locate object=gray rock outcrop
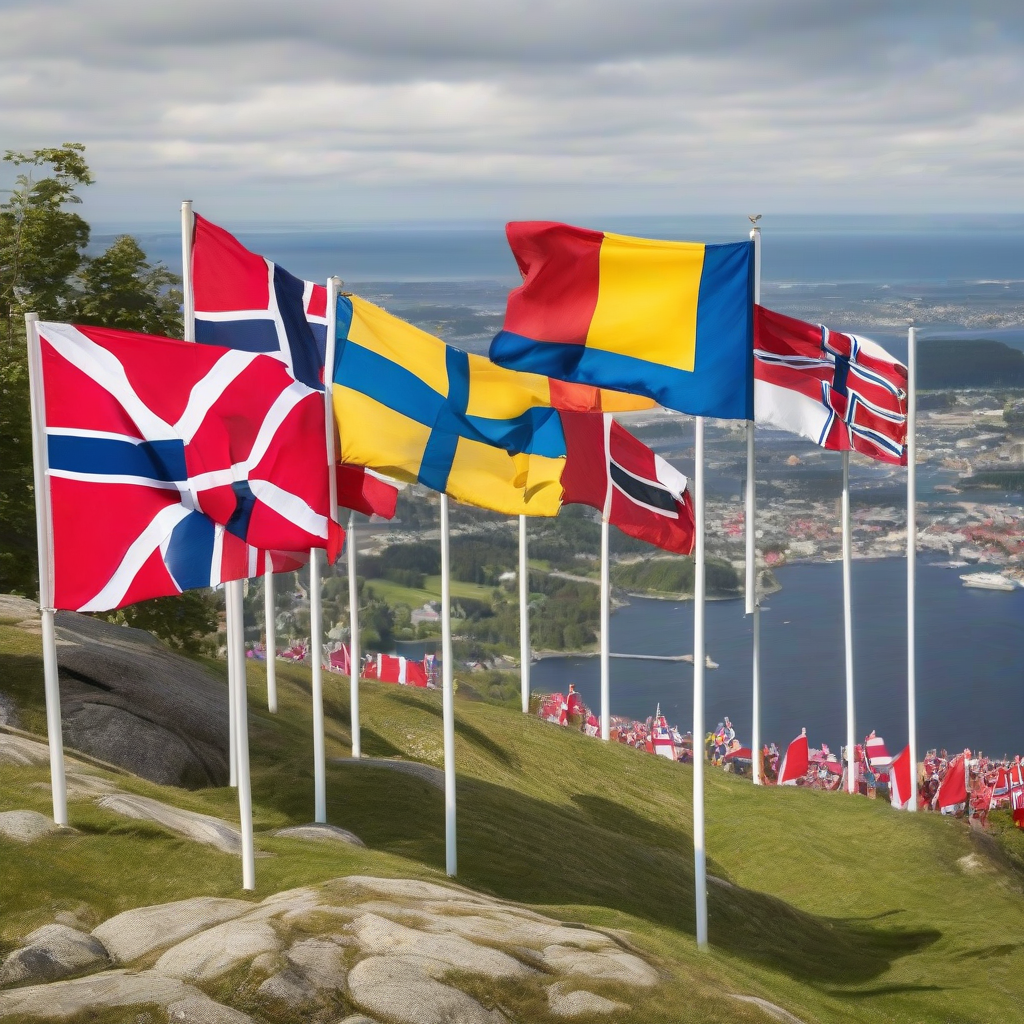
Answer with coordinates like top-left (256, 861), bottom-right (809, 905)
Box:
top-left (274, 822), bottom-right (365, 846)
top-left (92, 897), bottom-right (254, 964)
top-left (52, 611), bottom-right (230, 788)
top-left (0, 810), bottom-right (67, 843)
top-left (0, 925), bottom-right (108, 985)
top-left (2, 876), bottom-right (665, 1022)
top-left (96, 794), bottom-right (243, 855)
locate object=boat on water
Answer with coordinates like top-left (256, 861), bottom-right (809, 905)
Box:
top-left (960, 572), bottom-right (1018, 592)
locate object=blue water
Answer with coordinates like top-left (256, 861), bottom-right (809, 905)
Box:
top-left (103, 213), bottom-right (1024, 286)
top-left (531, 559), bottom-right (1024, 759)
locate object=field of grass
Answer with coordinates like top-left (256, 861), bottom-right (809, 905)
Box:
top-left (363, 574), bottom-right (498, 608)
top-left (3, 618), bottom-right (1024, 1023)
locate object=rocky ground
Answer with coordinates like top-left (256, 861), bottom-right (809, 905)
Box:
top-left (0, 871), bottom-right (662, 1022)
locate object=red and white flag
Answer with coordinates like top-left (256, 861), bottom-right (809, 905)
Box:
top-left (364, 653), bottom-right (429, 687)
top-left (559, 412), bottom-right (695, 554)
top-left (191, 212), bottom-right (399, 520)
top-left (889, 745), bottom-right (913, 810)
top-left (754, 306), bottom-right (908, 465)
top-left (36, 322), bottom-right (337, 611)
top-left (777, 731), bottom-right (809, 786)
top-left (935, 752), bottom-right (969, 812)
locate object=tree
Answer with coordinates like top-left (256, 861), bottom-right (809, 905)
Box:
top-left (103, 591), bottom-right (220, 656)
top-left (0, 144), bottom-right (93, 595)
top-left (1, 143), bottom-right (93, 347)
top-left (75, 235), bottom-right (182, 338)
top-left (0, 145), bottom-right (182, 597)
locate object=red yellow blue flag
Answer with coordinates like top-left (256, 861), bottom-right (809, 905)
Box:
top-left (489, 221), bottom-right (754, 419)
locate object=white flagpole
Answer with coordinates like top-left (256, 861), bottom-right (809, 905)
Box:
top-left (181, 201), bottom-right (195, 341)
top-left (600, 517), bottom-right (611, 741)
top-left (227, 580), bottom-right (256, 889)
top-left (440, 494), bottom-right (457, 876)
top-left (310, 546), bottom-right (327, 822)
top-left (348, 510), bottom-right (361, 758)
top-left (228, 625), bottom-right (238, 788)
top-left (842, 450), bottom-right (856, 794)
top-left (180, 199), bottom-right (242, 788)
top-left (264, 568), bottom-right (277, 713)
top-left (747, 222), bottom-right (762, 784)
top-left (693, 414), bottom-right (708, 949)
top-left (25, 313), bottom-right (68, 826)
top-left (906, 325), bottom-right (918, 811)
top-left (518, 515), bottom-right (531, 714)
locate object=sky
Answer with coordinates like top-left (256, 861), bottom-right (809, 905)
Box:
top-left (2, 1), bottom-right (1023, 225)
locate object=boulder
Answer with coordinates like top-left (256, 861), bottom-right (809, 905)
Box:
top-left (0, 693), bottom-right (20, 729)
top-left (349, 913), bottom-right (532, 980)
top-left (0, 810), bottom-right (67, 843)
top-left (347, 955), bottom-right (507, 1024)
top-left (256, 969), bottom-right (318, 1008)
top-left (547, 982), bottom-right (626, 1017)
top-left (53, 611), bottom-right (230, 788)
top-left (153, 919), bottom-right (280, 982)
top-left (0, 969), bottom-right (194, 1017)
top-left (285, 937), bottom-right (347, 990)
top-left (274, 823), bottom-right (365, 847)
top-left (539, 945), bottom-right (659, 987)
top-left (0, 924), bottom-right (108, 986)
top-left (0, 735), bottom-right (51, 767)
top-left (726, 994), bottom-right (806, 1024)
top-left (92, 897), bottom-right (254, 964)
top-left (166, 993), bottom-right (255, 1023)
top-left (96, 794), bottom-right (242, 855)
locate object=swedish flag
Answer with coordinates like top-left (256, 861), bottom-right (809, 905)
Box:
top-left (332, 295), bottom-right (568, 516)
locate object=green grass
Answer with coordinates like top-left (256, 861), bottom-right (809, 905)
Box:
top-left (364, 574), bottom-right (497, 608)
top-left (3, 622), bottom-right (1024, 1023)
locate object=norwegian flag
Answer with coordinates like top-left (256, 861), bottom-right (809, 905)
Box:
top-left (559, 411), bottom-right (695, 554)
top-left (37, 322), bottom-right (337, 612)
top-left (754, 305), bottom-right (908, 465)
top-left (192, 214), bottom-right (327, 391)
top-left (191, 214), bottom-right (399, 521)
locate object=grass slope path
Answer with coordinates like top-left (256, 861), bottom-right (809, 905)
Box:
top-left (1, 610), bottom-right (1024, 1022)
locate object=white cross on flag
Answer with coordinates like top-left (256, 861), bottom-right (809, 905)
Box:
top-left (36, 322), bottom-right (339, 612)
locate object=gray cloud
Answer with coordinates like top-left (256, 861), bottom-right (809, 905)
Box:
top-left (1, 1), bottom-right (1022, 222)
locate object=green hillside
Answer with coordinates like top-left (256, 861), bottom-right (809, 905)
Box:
top-left (2, 619), bottom-right (1024, 1023)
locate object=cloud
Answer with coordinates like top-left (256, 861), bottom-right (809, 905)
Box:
top-left (1, 1), bottom-right (1022, 222)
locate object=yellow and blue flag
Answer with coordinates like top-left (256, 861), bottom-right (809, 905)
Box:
top-left (332, 295), bottom-right (568, 516)
top-left (489, 221), bottom-right (754, 419)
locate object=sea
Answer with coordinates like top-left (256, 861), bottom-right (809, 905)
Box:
top-left (95, 213), bottom-right (1024, 755)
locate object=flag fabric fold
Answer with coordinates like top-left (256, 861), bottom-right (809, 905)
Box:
top-left (935, 752), bottom-right (969, 812)
top-left (777, 731), bottom-right (810, 786)
top-left (889, 745), bottom-right (913, 810)
top-left (754, 305), bottom-right (908, 464)
top-left (37, 321), bottom-right (336, 611)
top-left (559, 412), bottom-right (695, 555)
top-left (331, 293), bottom-right (696, 550)
top-left (333, 293), bottom-right (568, 517)
top-left (191, 213), bottom-right (399, 521)
top-left (490, 221), bottom-right (754, 418)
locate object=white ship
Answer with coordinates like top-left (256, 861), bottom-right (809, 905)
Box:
top-left (960, 572), bottom-right (1018, 592)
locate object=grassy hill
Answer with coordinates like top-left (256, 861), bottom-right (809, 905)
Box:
top-left (2, 618), bottom-right (1024, 1023)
